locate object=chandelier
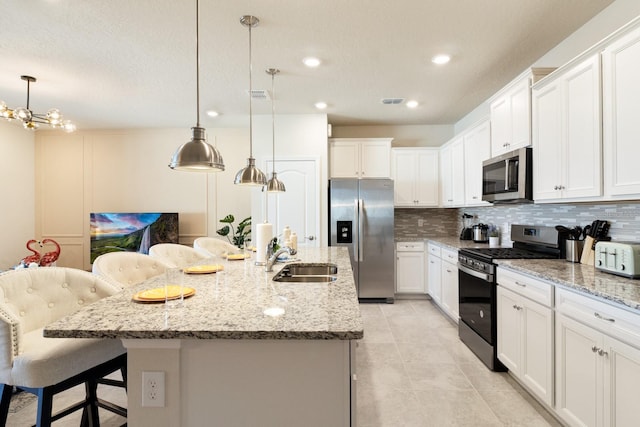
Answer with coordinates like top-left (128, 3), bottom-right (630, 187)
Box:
top-left (0, 75), bottom-right (76, 132)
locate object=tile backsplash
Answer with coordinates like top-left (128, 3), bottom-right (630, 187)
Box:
top-left (395, 202), bottom-right (640, 244)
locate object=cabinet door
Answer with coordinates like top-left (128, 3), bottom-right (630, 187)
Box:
top-left (427, 254), bottom-right (441, 304)
top-left (533, 81), bottom-right (563, 201)
top-left (556, 313), bottom-right (602, 427)
top-left (451, 139), bottom-right (465, 206)
top-left (463, 120), bottom-right (491, 205)
top-left (509, 78), bottom-right (531, 150)
top-left (603, 335), bottom-right (640, 427)
top-left (330, 141), bottom-right (360, 178)
top-left (440, 146), bottom-right (453, 206)
top-left (392, 150), bottom-right (417, 206)
top-left (441, 260), bottom-right (459, 322)
top-left (521, 297), bottom-right (554, 407)
top-left (415, 150), bottom-right (439, 206)
top-left (497, 286), bottom-right (522, 375)
top-left (603, 27), bottom-right (640, 198)
top-left (361, 141), bottom-right (390, 178)
top-left (396, 251), bottom-right (426, 293)
top-left (490, 95), bottom-right (511, 156)
top-left (563, 54), bottom-right (602, 199)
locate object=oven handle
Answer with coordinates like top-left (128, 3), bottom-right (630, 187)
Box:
top-left (458, 263), bottom-right (493, 282)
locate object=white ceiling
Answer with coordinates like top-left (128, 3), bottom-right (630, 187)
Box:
top-left (1, 0), bottom-right (614, 130)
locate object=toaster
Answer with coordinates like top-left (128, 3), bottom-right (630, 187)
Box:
top-left (595, 241), bottom-right (640, 279)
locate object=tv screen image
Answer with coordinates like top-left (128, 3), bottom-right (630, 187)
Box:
top-left (90, 212), bottom-right (179, 263)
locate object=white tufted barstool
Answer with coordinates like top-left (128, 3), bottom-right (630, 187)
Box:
top-left (193, 237), bottom-right (239, 259)
top-left (92, 252), bottom-right (170, 288)
top-left (148, 243), bottom-right (210, 268)
top-left (0, 267), bottom-right (127, 426)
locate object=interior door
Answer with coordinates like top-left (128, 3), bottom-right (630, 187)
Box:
top-left (263, 159), bottom-right (319, 248)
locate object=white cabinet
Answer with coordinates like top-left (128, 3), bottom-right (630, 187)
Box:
top-left (395, 241), bottom-right (426, 294)
top-left (496, 268), bottom-right (554, 407)
top-left (602, 27), bottom-right (640, 199)
top-left (427, 244), bottom-right (442, 304)
top-left (533, 54), bottom-right (602, 201)
top-left (329, 138), bottom-right (392, 178)
top-left (490, 76), bottom-right (531, 156)
top-left (440, 137), bottom-right (465, 207)
top-left (555, 288), bottom-right (640, 427)
top-left (440, 247), bottom-right (459, 322)
top-left (462, 120), bottom-right (491, 206)
top-left (391, 148), bottom-right (439, 207)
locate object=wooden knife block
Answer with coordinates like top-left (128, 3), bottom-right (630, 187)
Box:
top-left (580, 236), bottom-right (596, 265)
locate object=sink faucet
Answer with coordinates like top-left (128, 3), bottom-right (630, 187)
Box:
top-left (265, 246), bottom-right (297, 272)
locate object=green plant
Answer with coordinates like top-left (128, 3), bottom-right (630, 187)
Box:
top-left (489, 225), bottom-right (500, 237)
top-left (216, 215), bottom-right (251, 249)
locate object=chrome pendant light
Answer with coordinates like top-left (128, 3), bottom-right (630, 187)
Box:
top-left (234, 15), bottom-right (267, 186)
top-left (169, 0), bottom-right (224, 172)
top-left (265, 68), bottom-right (285, 193)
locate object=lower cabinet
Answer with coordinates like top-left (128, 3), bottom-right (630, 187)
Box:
top-left (426, 243), bottom-right (457, 322)
top-left (427, 244), bottom-right (442, 304)
top-left (395, 241), bottom-right (426, 294)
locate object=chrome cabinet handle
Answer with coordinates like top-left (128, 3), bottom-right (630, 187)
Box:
top-left (594, 312), bottom-right (615, 323)
top-left (592, 345), bottom-right (599, 353)
top-left (598, 348), bottom-right (608, 357)
top-left (512, 304), bottom-right (522, 311)
top-left (515, 281), bottom-right (526, 287)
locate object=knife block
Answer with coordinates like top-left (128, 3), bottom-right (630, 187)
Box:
top-left (580, 236), bottom-right (596, 265)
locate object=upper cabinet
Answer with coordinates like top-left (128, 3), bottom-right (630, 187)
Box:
top-left (490, 69), bottom-right (554, 157)
top-left (329, 138), bottom-right (392, 178)
top-left (463, 120), bottom-right (491, 206)
top-left (533, 54), bottom-right (602, 202)
top-left (602, 27), bottom-right (640, 199)
top-left (391, 148), bottom-right (439, 207)
top-left (440, 136), bottom-right (465, 207)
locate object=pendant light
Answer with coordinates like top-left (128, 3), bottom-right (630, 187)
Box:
top-left (234, 15), bottom-right (267, 186)
top-left (265, 68), bottom-right (285, 193)
top-left (169, 0), bottom-right (224, 172)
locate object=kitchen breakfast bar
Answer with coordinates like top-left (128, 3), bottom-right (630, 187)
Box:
top-left (44, 247), bottom-right (363, 426)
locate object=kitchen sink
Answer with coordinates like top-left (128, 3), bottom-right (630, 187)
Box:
top-left (272, 263), bottom-right (338, 282)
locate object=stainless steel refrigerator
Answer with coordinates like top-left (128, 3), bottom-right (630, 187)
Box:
top-left (329, 178), bottom-right (395, 302)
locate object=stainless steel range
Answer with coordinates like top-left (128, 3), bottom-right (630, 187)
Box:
top-left (457, 224), bottom-right (564, 371)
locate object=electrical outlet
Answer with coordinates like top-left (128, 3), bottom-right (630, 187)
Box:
top-left (418, 219), bottom-right (424, 227)
top-left (142, 371), bottom-right (165, 407)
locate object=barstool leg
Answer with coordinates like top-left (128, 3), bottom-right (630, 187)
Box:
top-left (0, 384), bottom-right (13, 425)
top-left (35, 387), bottom-right (54, 427)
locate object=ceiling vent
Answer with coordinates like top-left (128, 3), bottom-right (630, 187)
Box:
top-left (381, 98), bottom-right (404, 105)
top-left (247, 89), bottom-right (270, 100)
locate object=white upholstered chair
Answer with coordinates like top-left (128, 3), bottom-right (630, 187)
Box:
top-left (0, 267), bottom-right (127, 426)
top-left (148, 243), bottom-right (210, 268)
top-left (92, 251), bottom-right (169, 288)
top-left (193, 237), bottom-right (239, 259)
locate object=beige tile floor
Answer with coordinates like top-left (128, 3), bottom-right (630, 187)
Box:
top-left (6, 299), bottom-right (562, 426)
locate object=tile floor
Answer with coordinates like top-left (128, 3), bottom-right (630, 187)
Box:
top-left (6, 299), bottom-right (562, 426)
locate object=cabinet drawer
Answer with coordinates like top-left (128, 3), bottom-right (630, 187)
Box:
top-left (497, 268), bottom-right (553, 307)
top-left (441, 247), bottom-right (458, 263)
top-left (396, 241), bottom-right (425, 252)
top-left (556, 287), bottom-right (640, 348)
top-left (427, 243), bottom-right (441, 257)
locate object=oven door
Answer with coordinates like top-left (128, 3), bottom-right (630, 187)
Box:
top-left (458, 263), bottom-right (495, 344)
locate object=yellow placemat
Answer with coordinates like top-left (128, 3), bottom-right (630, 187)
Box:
top-left (227, 253), bottom-right (249, 260)
top-left (132, 286), bottom-right (196, 302)
top-left (184, 264), bottom-right (224, 274)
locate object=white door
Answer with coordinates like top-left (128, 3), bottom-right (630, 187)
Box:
top-left (263, 159), bottom-right (319, 248)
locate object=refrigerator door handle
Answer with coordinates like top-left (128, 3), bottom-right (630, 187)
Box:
top-left (358, 199), bottom-right (364, 262)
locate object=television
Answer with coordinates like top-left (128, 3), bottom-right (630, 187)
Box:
top-left (90, 212), bottom-right (179, 263)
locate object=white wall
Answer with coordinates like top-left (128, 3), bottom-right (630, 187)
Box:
top-left (0, 121), bottom-right (35, 270)
top-left (331, 124), bottom-right (453, 147)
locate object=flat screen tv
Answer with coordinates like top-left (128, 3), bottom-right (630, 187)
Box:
top-left (90, 212), bottom-right (179, 263)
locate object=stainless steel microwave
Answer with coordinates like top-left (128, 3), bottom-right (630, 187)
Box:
top-left (482, 147), bottom-right (532, 203)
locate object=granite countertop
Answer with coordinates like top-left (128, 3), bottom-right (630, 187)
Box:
top-left (396, 236), bottom-right (499, 251)
top-left (44, 247), bottom-right (363, 340)
top-left (497, 259), bottom-right (640, 313)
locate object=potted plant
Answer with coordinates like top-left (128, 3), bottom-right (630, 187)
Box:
top-left (488, 225), bottom-right (500, 247)
top-left (216, 215), bottom-right (251, 249)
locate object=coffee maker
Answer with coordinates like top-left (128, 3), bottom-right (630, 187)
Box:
top-left (460, 213), bottom-right (474, 240)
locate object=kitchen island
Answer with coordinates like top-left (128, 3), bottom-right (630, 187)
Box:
top-left (44, 247), bottom-right (362, 427)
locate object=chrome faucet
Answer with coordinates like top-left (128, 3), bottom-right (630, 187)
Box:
top-left (265, 246), bottom-right (297, 272)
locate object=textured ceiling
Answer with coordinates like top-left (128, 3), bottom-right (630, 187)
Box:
top-left (1, 0), bottom-right (614, 130)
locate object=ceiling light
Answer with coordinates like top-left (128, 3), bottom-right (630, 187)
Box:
top-left (315, 102), bottom-right (327, 110)
top-left (206, 110), bottom-right (219, 117)
top-left (406, 100), bottom-right (419, 108)
top-left (265, 68), bottom-right (285, 193)
top-left (302, 57), bottom-right (321, 68)
top-left (169, 0), bottom-right (224, 172)
top-left (234, 15), bottom-right (267, 186)
top-left (432, 54), bottom-right (451, 65)
top-left (0, 75), bottom-right (76, 132)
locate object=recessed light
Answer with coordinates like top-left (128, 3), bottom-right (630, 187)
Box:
top-left (315, 102), bottom-right (327, 110)
top-left (303, 57), bottom-right (321, 68)
top-left (432, 54), bottom-right (451, 65)
top-left (206, 110), bottom-right (219, 117)
top-left (406, 100), bottom-right (419, 108)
